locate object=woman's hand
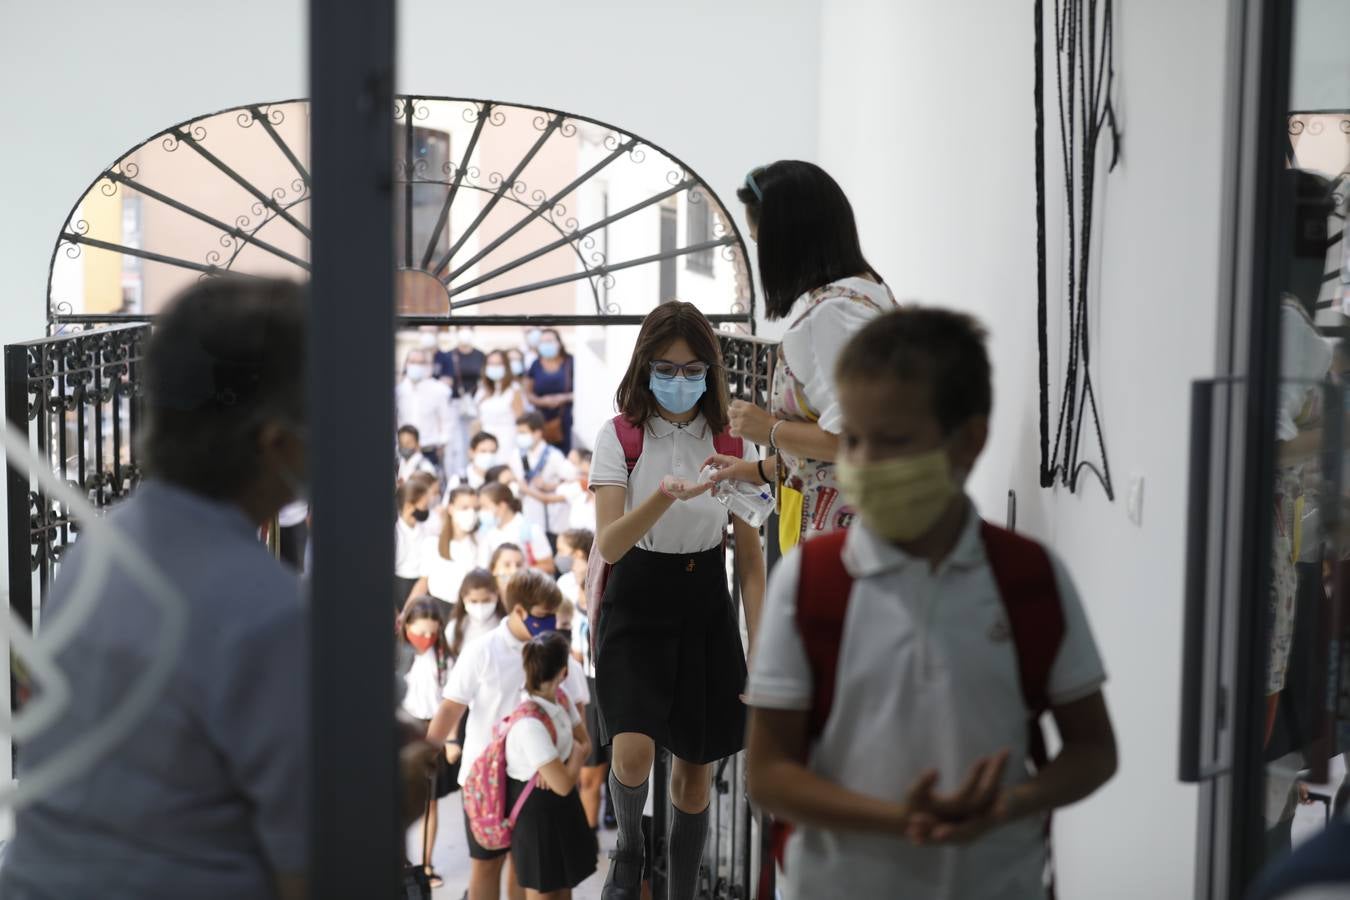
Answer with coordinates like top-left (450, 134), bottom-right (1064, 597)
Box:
top-left (660, 476), bottom-right (715, 502)
top-left (728, 400), bottom-right (778, 445)
top-left (702, 454), bottom-right (765, 487)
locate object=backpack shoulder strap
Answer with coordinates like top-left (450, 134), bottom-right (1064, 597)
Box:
top-left (712, 429), bottom-right (744, 459)
top-left (612, 415), bottom-right (644, 474)
top-left (795, 530), bottom-right (854, 740)
top-left (980, 521), bottom-right (1064, 717)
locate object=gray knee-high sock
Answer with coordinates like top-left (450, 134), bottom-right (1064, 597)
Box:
top-left (667, 805), bottom-right (709, 900)
top-left (608, 770), bottom-right (648, 885)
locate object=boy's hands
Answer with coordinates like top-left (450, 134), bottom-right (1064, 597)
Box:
top-left (898, 750), bottom-right (1016, 845)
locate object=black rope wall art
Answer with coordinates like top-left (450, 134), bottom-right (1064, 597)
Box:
top-left (1035, 0), bottom-right (1121, 498)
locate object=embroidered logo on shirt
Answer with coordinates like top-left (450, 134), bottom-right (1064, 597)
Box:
top-left (686, 559), bottom-right (696, 572)
top-left (988, 616), bottom-right (1012, 643)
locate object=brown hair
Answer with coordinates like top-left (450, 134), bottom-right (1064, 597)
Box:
top-left (479, 481), bottom-right (521, 515)
top-left (439, 485), bottom-right (480, 558)
top-left (835, 307), bottom-right (992, 434)
top-left (396, 480), bottom-right (430, 512)
top-left (522, 631), bottom-right (571, 692)
top-left (448, 568), bottom-right (505, 658)
top-left (505, 567), bottom-right (563, 614)
top-left (397, 595), bottom-right (452, 671)
top-left (562, 528), bottom-right (594, 557)
top-left (407, 471), bottom-right (439, 492)
top-left (615, 302), bottom-right (729, 433)
top-left (517, 411), bottom-right (545, 433)
top-left (489, 542), bottom-right (525, 576)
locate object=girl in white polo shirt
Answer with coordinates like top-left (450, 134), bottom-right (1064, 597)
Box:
top-left (590, 301), bottom-right (767, 900)
top-left (505, 631), bottom-right (598, 897)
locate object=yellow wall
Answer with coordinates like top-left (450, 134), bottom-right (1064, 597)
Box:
top-left (80, 191), bottom-right (123, 313)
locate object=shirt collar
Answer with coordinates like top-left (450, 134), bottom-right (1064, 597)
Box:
top-left (842, 497), bottom-right (985, 579)
top-left (645, 412), bottom-right (709, 441)
top-left (498, 617), bottom-right (526, 651)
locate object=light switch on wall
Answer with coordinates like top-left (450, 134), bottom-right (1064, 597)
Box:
top-left (1127, 474), bottom-right (1145, 526)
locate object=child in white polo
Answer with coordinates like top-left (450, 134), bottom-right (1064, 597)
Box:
top-left (744, 307), bottom-right (1117, 900)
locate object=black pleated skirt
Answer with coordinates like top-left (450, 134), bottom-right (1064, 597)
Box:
top-left (595, 546), bottom-right (747, 764)
top-left (507, 778), bottom-right (598, 892)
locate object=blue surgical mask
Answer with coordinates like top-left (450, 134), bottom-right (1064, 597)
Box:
top-left (523, 613), bottom-right (557, 636)
top-left (538, 341), bottom-right (560, 360)
top-left (479, 511), bottom-right (498, 531)
top-left (509, 360), bottom-right (526, 376)
top-left (649, 374), bottom-right (706, 415)
top-left (485, 364), bottom-right (507, 383)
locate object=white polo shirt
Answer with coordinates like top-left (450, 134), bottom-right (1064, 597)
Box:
top-left (590, 414), bottom-right (759, 554)
top-left (395, 518), bottom-right (431, 579)
top-left (520, 443), bottom-right (577, 535)
top-left (442, 619), bottom-right (590, 786)
top-left (396, 376), bottom-right (455, 448)
top-left (745, 507), bottom-right (1106, 900)
top-left (504, 692), bottom-right (582, 781)
top-left (479, 513), bottom-right (554, 568)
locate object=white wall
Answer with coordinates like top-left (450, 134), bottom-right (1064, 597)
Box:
top-left (818, 0), bottom-right (1228, 896)
top-left (0, 0), bottom-right (820, 782)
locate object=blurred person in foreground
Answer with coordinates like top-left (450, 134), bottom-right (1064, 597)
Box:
top-left (0, 279), bottom-right (313, 899)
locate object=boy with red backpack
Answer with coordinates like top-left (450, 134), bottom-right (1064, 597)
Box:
top-left (744, 307), bottom-right (1117, 899)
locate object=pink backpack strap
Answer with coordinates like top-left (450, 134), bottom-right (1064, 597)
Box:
top-left (503, 701), bottom-right (560, 825)
top-left (613, 415), bottom-right (644, 473)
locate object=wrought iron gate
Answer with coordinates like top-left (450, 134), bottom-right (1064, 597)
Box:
top-left (4, 324), bottom-right (149, 634)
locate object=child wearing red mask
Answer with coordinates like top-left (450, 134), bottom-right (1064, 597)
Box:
top-left (398, 596), bottom-right (455, 888)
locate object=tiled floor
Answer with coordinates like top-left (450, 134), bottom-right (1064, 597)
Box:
top-left (407, 791), bottom-right (618, 900)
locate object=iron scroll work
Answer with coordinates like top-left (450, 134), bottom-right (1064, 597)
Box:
top-left (1034, 0), bottom-right (1120, 498)
top-left (5, 325), bottom-right (149, 629)
top-left (46, 97), bottom-right (755, 331)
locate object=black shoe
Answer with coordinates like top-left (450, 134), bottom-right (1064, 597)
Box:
top-left (601, 849), bottom-right (644, 900)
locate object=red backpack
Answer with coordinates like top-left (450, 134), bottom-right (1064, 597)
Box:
top-left (462, 693), bottom-right (568, 851)
top-left (585, 415), bottom-right (743, 661)
top-left (766, 522), bottom-right (1064, 886)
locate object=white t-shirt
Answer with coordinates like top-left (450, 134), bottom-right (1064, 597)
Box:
top-left (476, 383), bottom-right (525, 457)
top-left (480, 513), bottom-right (554, 568)
top-left (779, 277), bottom-right (896, 435)
top-left (402, 647), bottom-right (446, 721)
top-left (442, 619), bottom-right (590, 786)
top-left (745, 508), bottom-right (1107, 900)
top-left (557, 571), bottom-right (581, 606)
top-left (424, 553), bottom-right (471, 604)
top-left (396, 377), bottom-right (455, 448)
top-left (395, 518), bottom-right (431, 579)
top-left (520, 444), bottom-right (577, 535)
top-left (590, 414), bottom-right (759, 554)
top-left (504, 692), bottom-right (582, 781)
top-left (570, 609), bottom-right (595, 679)
top-left (397, 451), bottom-right (440, 485)
top-left (558, 481), bottom-right (597, 531)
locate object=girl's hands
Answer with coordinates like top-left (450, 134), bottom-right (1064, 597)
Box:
top-left (702, 454), bottom-right (762, 487)
top-left (660, 476), bottom-right (715, 502)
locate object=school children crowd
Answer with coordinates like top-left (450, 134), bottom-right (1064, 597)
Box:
top-left (391, 161), bottom-right (1119, 900)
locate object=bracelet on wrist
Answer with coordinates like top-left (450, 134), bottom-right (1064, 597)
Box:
top-left (659, 479), bottom-right (677, 500)
top-left (768, 419), bottom-right (787, 452)
top-left (756, 458), bottom-right (771, 485)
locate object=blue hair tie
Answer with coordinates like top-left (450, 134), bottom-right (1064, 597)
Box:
top-left (744, 169), bottom-right (764, 203)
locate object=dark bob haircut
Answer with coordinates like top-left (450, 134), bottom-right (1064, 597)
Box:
top-left (736, 160), bottom-right (880, 320)
top-left (614, 301), bottom-right (730, 433)
top-left (835, 307), bottom-right (992, 435)
top-left (141, 277), bottom-right (305, 500)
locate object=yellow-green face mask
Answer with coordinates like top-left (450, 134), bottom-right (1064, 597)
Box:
top-left (836, 449), bottom-right (959, 543)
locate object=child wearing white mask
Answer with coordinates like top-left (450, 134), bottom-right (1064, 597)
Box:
top-left (408, 486), bottom-right (483, 607)
top-left (515, 412), bottom-right (576, 553)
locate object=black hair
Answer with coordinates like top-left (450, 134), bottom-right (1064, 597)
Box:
top-left (141, 277), bottom-right (305, 500)
top-left (470, 431), bottom-right (499, 451)
top-left (836, 307), bottom-right (992, 434)
top-left (1277, 169), bottom-right (1335, 316)
top-left (398, 424), bottom-right (420, 441)
top-left (736, 161), bottom-right (880, 320)
top-left (480, 481), bottom-right (522, 514)
top-left (483, 465), bottom-right (514, 486)
top-left (522, 631), bottom-right (571, 692)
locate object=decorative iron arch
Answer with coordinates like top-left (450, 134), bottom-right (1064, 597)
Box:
top-left (47, 96), bottom-right (755, 330)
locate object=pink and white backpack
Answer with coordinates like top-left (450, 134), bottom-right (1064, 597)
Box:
top-left (462, 692), bottom-right (569, 851)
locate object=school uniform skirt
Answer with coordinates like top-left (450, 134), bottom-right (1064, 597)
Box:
top-left (595, 546), bottom-right (747, 764)
top-left (506, 778), bottom-right (598, 892)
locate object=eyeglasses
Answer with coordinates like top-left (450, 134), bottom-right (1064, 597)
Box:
top-left (650, 359), bottom-right (710, 381)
